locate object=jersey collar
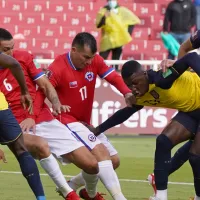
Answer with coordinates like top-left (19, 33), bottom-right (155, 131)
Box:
top-left (67, 52), bottom-right (77, 70)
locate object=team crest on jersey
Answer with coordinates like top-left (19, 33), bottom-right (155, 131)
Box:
top-left (85, 72), bottom-right (94, 82)
top-left (88, 134), bottom-right (96, 142)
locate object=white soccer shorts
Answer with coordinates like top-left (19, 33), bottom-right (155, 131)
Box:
top-left (28, 119), bottom-right (84, 164)
top-left (67, 122), bottom-right (118, 156)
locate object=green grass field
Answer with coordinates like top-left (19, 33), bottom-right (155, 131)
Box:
top-left (0, 137), bottom-right (195, 200)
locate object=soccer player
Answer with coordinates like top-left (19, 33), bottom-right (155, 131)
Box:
top-left (81, 54), bottom-right (200, 200)
top-left (0, 52), bottom-right (46, 200)
top-left (45, 32), bottom-right (134, 200)
top-left (0, 28), bottom-right (87, 200)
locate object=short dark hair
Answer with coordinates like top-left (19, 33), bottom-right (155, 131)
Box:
top-left (0, 28), bottom-right (13, 41)
top-left (121, 60), bottom-right (142, 79)
top-left (72, 32), bottom-right (97, 54)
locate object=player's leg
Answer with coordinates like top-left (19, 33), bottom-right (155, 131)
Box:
top-left (188, 128), bottom-right (200, 200)
top-left (34, 120), bottom-right (99, 199)
top-left (23, 133), bottom-right (76, 199)
top-left (0, 109), bottom-right (46, 200)
top-left (67, 133), bottom-right (120, 192)
top-left (66, 122), bottom-right (126, 200)
top-left (154, 112), bottom-right (196, 200)
top-left (169, 140), bottom-right (193, 175)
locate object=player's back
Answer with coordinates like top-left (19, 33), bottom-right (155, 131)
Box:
top-left (136, 71), bottom-right (200, 112)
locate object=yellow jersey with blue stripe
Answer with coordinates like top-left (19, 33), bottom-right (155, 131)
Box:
top-left (0, 91), bottom-right (8, 111)
top-left (136, 71), bottom-right (200, 112)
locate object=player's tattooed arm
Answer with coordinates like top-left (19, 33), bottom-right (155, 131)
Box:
top-left (36, 76), bottom-right (70, 115)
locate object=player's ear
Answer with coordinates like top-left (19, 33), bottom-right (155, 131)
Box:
top-left (71, 47), bottom-right (76, 53)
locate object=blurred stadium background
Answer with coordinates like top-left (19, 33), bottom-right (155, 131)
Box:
top-left (0, 0), bottom-right (196, 199)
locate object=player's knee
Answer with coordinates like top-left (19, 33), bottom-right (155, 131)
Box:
top-left (92, 144), bottom-right (110, 161)
top-left (156, 134), bottom-right (173, 152)
top-left (8, 135), bottom-right (27, 157)
top-left (84, 158), bottom-right (99, 174)
top-left (34, 138), bottom-right (51, 160)
top-left (111, 154), bottom-right (120, 169)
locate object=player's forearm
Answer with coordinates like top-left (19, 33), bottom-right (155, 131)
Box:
top-left (178, 39), bottom-right (194, 59)
top-left (37, 77), bottom-right (61, 107)
top-left (97, 106), bottom-right (141, 134)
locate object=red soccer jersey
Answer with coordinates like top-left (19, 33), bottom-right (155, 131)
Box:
top-left (0, 50), bottom-right (54, 123)
top-left (48, 52), bottom-right (130, 125)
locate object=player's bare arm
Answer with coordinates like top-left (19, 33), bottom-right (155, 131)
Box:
top-left (36, 76), bottom-right (71, 115)
top-left (0, 53), bottom-right (33, 114)
top-left (178, 38), bottom-right (194, 59)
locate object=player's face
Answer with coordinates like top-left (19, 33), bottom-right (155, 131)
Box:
top-left (71, 45), bottom-right (96, 69)
top-left (124, 71), bottom-right (149, 97)
top-left (0, 39), bottom-right (14, 56)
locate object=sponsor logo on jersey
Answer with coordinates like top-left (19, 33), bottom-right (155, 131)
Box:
top-left (69, 81), bottom-right (78, 88)
top-left (88, 134), bottom-right (96, 142)
top-left (85, 72), bottom-right (94, 82)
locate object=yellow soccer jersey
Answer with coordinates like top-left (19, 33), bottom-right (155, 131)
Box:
top-left (0, 91), bottom-right (8, 110)
top-left (136, 71), bottom-right (200, 112)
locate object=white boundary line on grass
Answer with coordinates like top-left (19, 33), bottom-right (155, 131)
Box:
top-left (0, 170), bottom-right (193, 186)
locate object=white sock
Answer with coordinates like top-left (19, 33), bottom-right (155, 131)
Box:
top-left (156, 189), bottom-right (167, 200)
top-left (40, 154), bottom-right (73, 197)
top-left (98, 160), bottom-right (126, 200)
top-left (68, 173), bottom-right (85, 191)
top-left (82, 171), bottom-right (98, 198)
top-left (195, 195), bottom-right (200, 200)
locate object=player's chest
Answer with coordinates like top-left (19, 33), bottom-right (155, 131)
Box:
top-left (62, 70), bottom-right (96, 90)
top-left (136, 87), bottom-right (175, 106)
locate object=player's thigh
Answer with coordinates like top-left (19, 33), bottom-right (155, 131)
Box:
top-left (23, 134), bottom-right (50, 159)
top-left (63, 146), bottom-right (99, 174)
top-left (97, 133), bottom-right (120, 168)
top-left (67, 122), bottom-right (110, 161)
top-left (31, 119), bottom-right (84, 163)
top-left (162, 111), bottom-right (198, 146)
top-left (0, 109), bottom-right (26, 156)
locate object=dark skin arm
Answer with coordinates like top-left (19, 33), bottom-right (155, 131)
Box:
top-left (0, 53), bottom-right (32, 113)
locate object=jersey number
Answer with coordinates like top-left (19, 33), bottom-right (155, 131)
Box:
top-left (79, 86), bottom-right (87, 101)
top-left (3, 79), bottom-right (13, 91)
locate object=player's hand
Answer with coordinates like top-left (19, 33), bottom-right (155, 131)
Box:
top-left (80, 122), bottom-right (101, 136)
top-left (159, 59), bottom-right (176, 72)
top-left (125, 93), bottom-right (136, 107)
top-left (20, 118), bottom-right (36, 134)
top-left (20, 92), bottom-right (33, 114)
top-left (52, 103), bottom-right (71, 116)
top-left (0, 149), bottom-right (7, 163)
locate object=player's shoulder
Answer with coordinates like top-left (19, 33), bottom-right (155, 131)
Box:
top-left (48, 53), bottom-right (67, 72)
top-left (91, 54), bottom-right (104, 65)
top-left (13, 50), bottom-right (33, 62)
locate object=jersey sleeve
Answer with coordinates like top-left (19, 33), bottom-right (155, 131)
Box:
top-left (96, 55), bottom-right (115, 79)
top-left (24, 52), bottom-right (45, 81)
top-left (190, 30), bottom-right (200, 49)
